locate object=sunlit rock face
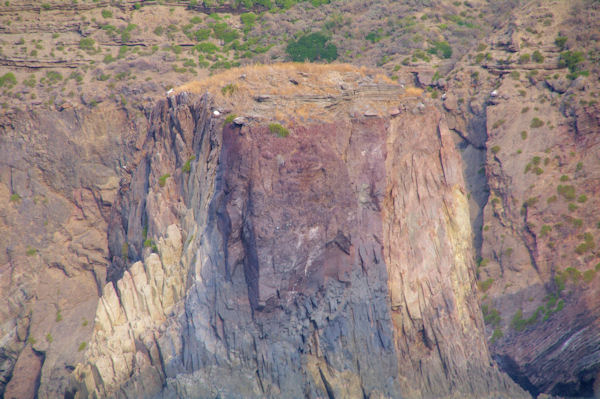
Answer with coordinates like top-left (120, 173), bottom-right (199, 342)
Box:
top-left (67, 65), bottom-right (526, 398)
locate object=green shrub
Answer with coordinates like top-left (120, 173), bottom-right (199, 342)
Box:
top-left (532, 50), bottom-right (544, 63)
top-left (558, 50), bottom-right (584, 72)
top-left (182, 156), bottom-right (195, 173)
top-left (101, 9), bottom-right (112, 18)
top-left (223, 114), bottom-right (236, 125)
top-left (25, 246), bottom-right (37, 256)
top-left (564, 267), bottom-right (582, 282)
top-left (577, 194), bottom-right (587, 203)
top-left (0, 72), bottom-right (17, 88)
top-left (55, 309), bottom-right (62, 322)
top-left (154, 26), bottom-right (164, 36)
top-left (79, 38), bottom-right (95, 52)
top-left (365, 29), bottom-right (383, 43)
top-left (492, 119), bottom-right (505, 129)
top-left (221, 83), bottom-right (236, 96)
top-left (429, 40), bottom-right (452, 59)
top-left (490, 328), bottom-right (503, 344)
top-left (9, 193), bottom-right (21, 202)
top-left (478, 278), bottom-right (494, 292)
top-left (78, 342), bottom-right (87, 351)
top-left (519, 53), bottom-right (530, 64)
top-left (575, 233), bottom-right (595, 254)
top-left (490, 145), bottom-right (500, 154)
top-left (286, 32), bottom-right (337, 62)
top-left (240, 12), bottom-right (256, 32)
top-left (530, 117), bottom-right (544, 128)
top-left (557, 185), bottom-right (576, 200)
top-left (511, 307), bottom-right (543, 331)
top-left (555, 36), bottom-right (567, 50)
top-left (46, 333), bottom-right (53, 343)
top-left (568, 203), bottom-right (578, 212)
top-left (269, 123), bottom-right (290, 137)
top-left (540, 225), bottom-right (552, 237)
top-left (158, 173), bottom-right (170, 187)
top-left (583, 269), bottom-right (596, 283)
top-left (560, 175), bottom-right (570, 182)
top-left (481, 304), bottom-right (501, 327)
top-left (194, 28), bottom-right (211, 41)
top-left (195, 42), bottom-right (218, 54)
top-left (45, 70), bottom-right (63, 85)
top-left (212, 22), bottom-right (239, 43)
top-left (23, 74), bottom-right (36, 88)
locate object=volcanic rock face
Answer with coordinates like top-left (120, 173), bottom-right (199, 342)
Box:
top-left (0, 104), bottom-right (147, 399)
top-left (68, 65), bottom-right (526, 398)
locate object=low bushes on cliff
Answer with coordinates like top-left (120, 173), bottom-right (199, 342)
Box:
top-left (286, 32), bottom-right (337, 62)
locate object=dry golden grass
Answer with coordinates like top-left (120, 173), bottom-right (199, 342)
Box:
top-left (404, 87), bottom-right (424, 97)
top-left (177, 63), bottom-right (370, 97)
top-left (174, 63), bottom-right (421, 121)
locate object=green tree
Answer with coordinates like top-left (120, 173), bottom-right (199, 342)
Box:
top-left (286, 32), bottom-right (337, 62)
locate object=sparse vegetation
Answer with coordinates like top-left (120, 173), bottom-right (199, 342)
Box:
top-left (511, 308), bottom-right (543, 331)
top-left (269, 123), bottom-right (290, 137)
top-left (490, 327), bottom-right (503, 344)
top-left (530, 117), bottom-right (544, 128)
top-left (0, 72), bottom-right (17, 88)
top-left (221, 83), bottom-right (236, 96)
top-left (478, 278), bottom-right (494, 292)
top-left (223, 114), bottom-right (236, 125)
top-left (575, 233), bottom-right (595, 255)
top-left (482, 304), bottom-right (501, 327)
top-left (532, 50), bottom-right (544, 63)
top-left (79, 38), bottom-right (95, 52)
top-left (158, 173), bottom-right (171, 187)
top-left (557, 185), bottom-right (576, 201)
top-left (182, 156), bottom-right (196, 173)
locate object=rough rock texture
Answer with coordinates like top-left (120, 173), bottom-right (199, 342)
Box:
top-left (450, 2), bottom-right (600, 397)
top-left (68, 65), bottom-right (526, 398)
top-left (0, 103), bottom-right (147, 398)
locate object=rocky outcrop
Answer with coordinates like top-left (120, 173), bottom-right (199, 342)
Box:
top-left (68, 64), bottom-right (526, 398)
top-left (0, 103), bottom-right (147, 399)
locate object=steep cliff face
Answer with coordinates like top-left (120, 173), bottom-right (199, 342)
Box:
top-left (68, 64), bottom-right (525, 398)
top-left (447, 2), bottom-right (600, 396)
top-left (0, 104), bottom-right (147, 399)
